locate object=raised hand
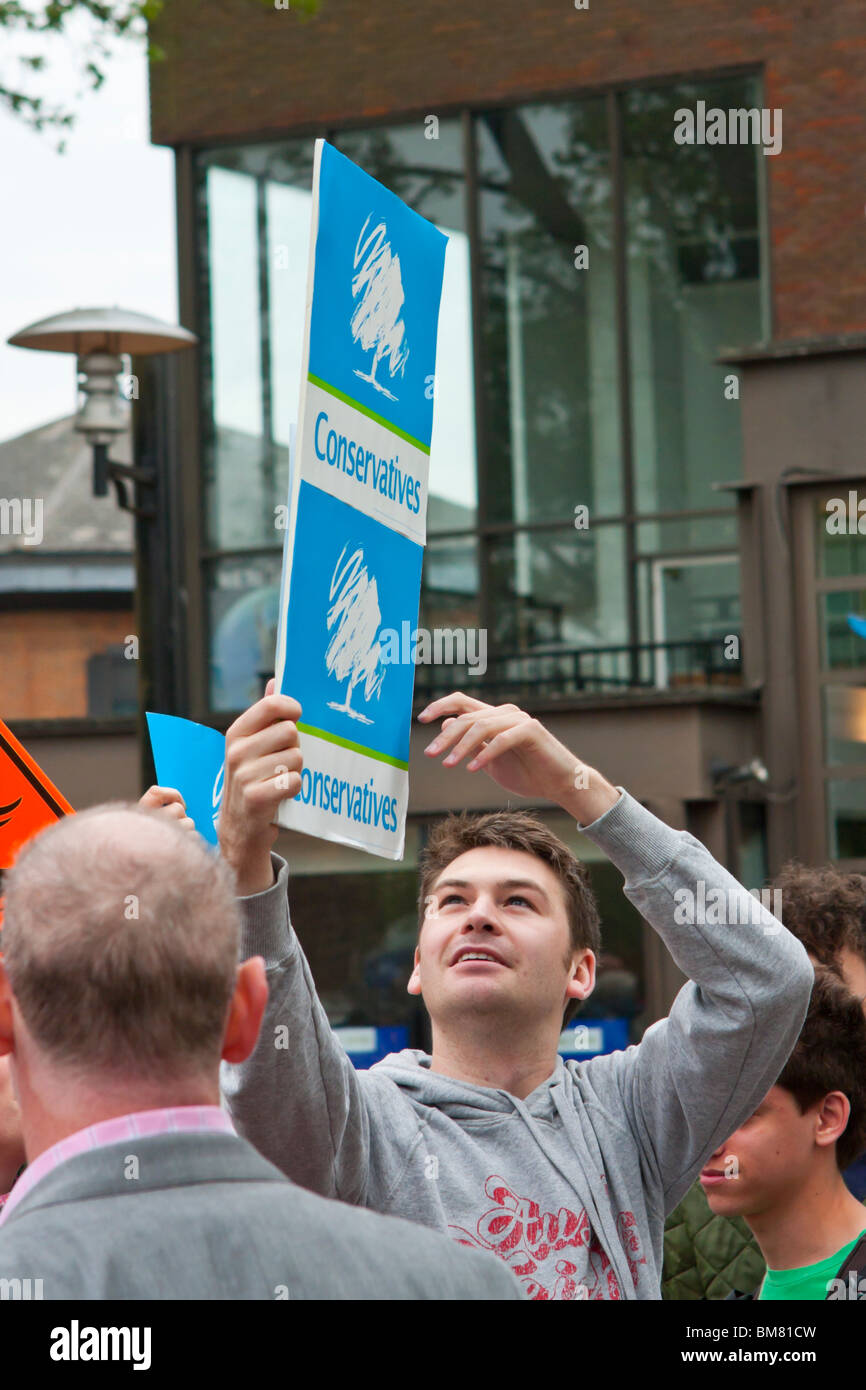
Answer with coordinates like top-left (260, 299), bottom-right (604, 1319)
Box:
top-left (217, 685), bottom-right (303, 896)
top-left (418, 692), bottom-right (619, 822)
top-left (138, 785), bottom-right (196, 832)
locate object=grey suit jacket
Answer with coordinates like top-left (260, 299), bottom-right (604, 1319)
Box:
top-left (0, 1131), bottom-right (525, 1300)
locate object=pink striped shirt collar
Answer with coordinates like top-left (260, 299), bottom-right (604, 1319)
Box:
top-left (0, 1105), bottom-right (234, 1227)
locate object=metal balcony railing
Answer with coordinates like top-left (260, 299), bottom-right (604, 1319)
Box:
top-left (412, 637), bottom-right (743, 706)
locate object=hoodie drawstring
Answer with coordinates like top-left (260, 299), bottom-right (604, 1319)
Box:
top-left (503, 1083), bottom-right (638, 1301)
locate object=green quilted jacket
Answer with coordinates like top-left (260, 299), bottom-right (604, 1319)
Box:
top-left (662, 1180), bottom-right (765, 1300)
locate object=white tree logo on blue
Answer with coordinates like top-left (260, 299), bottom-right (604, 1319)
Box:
top-left (325, 543), bottom-right (386, 724)
top-left (351, 214), bottom-right (409, 402)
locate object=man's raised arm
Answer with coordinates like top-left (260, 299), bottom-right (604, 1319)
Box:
top-left (217, 690), bottom-right (373, 1204)
top-left (577, 792), bottom-right (813, 1214)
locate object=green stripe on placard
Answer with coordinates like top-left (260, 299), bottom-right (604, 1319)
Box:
top-left (308, 372), bottom-right (430, 455)
top-left (297, 721), bottom-right (409, 771)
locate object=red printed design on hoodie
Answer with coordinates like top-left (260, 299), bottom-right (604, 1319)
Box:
top-left (449, 1174), bottom-right (643, 1300)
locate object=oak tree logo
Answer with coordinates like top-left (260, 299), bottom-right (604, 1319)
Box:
top-left (325, 543), bottom-right (385, 725)
top-left (351, 214), bottom-right (409, 402)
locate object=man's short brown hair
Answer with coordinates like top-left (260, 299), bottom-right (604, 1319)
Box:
top-left (774, 861), bottom-right (866, 972)
top-left (776, 965), bottom-right (866, 1170)
top-left (2, 804), bottom-right (240, 1082)
top-left (417, 810), bottom-right (601, 1026)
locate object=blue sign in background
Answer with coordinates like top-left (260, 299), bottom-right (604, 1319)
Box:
top-left (146, 712), bottom-right (225, 847)
top-left (308, 142), bottom-right (448, 450)
top-left (559, 1017), bottom-right (630, 1061)
top-left (334, 1025), bottom-right (409, 1070)
top-left (282, 481), bottom-right (423, 765)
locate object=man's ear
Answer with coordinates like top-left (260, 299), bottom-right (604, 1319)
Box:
top-left (0, 959), bottom-right (14, 1059)
top-left (407, 945), bottom-right (422, 997)
top-left (222, 957), bottom-right (269, 1064)
top-left (566, 948), bottom-right (596, 1002)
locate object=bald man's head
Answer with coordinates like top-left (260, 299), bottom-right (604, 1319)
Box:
top-left (1, 804), bottom-right (240, 1083)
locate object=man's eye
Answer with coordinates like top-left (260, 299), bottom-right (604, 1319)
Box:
top-left (505, 894), bottom-right (531, 908)
top-left (440, 894), bottom-right (465, 906)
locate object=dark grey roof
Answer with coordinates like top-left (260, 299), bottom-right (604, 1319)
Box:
top-left (0, 414), bottom-right (133, 555)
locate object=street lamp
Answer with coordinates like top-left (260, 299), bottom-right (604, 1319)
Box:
top-left (7, 306), bottom-right (196, 510)
top-left (7, 306), bottom-right (199, 785)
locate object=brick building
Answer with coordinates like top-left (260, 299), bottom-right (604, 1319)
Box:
top-left (38, 0), bottom-right (864, 1048)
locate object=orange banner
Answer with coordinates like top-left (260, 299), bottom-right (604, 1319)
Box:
top-left (0, 718), bottom-right (74, 927)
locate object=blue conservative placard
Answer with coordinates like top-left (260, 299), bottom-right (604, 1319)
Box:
top-left (275, 140), bottom-right (447, 860)
top-left (146, 712), bottom-right (225, 847)
top-left (308, 141), bottom-right (444, 457)
top-left (282, 481), bottom-right (423, 768)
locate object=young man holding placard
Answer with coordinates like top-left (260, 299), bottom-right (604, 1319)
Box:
top-left (219, 685), bottom-right (813, 1301)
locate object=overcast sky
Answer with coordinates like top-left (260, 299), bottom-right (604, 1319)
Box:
top-left (0, 16), bottom-right (176, 445)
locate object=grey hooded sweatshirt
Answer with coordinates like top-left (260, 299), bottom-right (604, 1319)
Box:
top-left (221, 789), bottom-right (813, 1301)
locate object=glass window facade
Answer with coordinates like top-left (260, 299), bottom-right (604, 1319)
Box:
top-left (194, 72), bottom-right (766, 714)
top-left (828, 779), bottom-right (866, 861)
top-left (623, 78), bottom-right (764, 516)
top-left (199, 138), bottom-right (315, 562)
top-left (207, 552), bottom-right (283, 713)
top-left (824, 685), bottom-right (866, 766)
top-left (820, 590), bottom-right (866, 671)
top-left (476, 99), bottom-right (621, 527)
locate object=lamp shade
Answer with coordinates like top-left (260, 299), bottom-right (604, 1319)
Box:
top-left (8, 307), bottom-right (198, 356)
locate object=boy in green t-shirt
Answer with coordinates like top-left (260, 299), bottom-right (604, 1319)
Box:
top-left (700, 967), bottom-right (866, 1300)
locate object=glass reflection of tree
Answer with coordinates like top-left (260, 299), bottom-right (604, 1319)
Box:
top-left (479, 83), bottom-right (759, 510)
top-left (622, 81), bottom-right (761, 298)
top-left (478, 103), bottom-right (610, 536)
top-left (488, 530), bottom-right (601, 655)
top-left (477, 83), bottom-right (760, 661)
top-left (198, 139), bottom-right (318, 551)
top-left (477, 102), bottom-right (610, 661)
top-left (334, 127), bottom-right (462, 225)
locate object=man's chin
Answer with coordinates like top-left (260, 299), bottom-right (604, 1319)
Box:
top-left (433, 981), bottom-right (520, 1022)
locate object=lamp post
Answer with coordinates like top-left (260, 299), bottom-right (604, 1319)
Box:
top-left (7, 307), bottom-right (198, 788)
